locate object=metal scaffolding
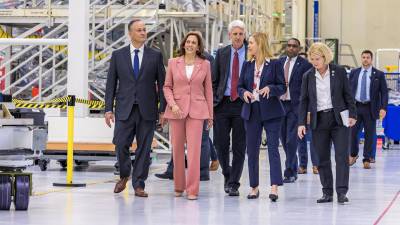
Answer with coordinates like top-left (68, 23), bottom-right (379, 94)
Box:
top-left (0, 0), bottom-right (278, 102)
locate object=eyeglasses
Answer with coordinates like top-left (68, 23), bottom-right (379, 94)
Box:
top-left (287, 44), bottom-right (299, 48)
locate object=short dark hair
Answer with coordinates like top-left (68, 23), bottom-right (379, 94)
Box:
top-left (179, 31), bottom-right (206, 59)
top-left (288, 38), bottom-right (301, 46)
top-left (128, 19), bottom-right (143, 31)
top-left (361, 50), bottom-right (373, 58)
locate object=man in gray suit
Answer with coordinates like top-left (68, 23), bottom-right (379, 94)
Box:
top-left (105, 19), bottom-right (166, 197)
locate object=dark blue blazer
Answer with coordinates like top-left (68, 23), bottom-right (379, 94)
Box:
top-left (238, 59), bottom-right (286, 121)
top-left (349, 67), bottom-right (388, 120)
top-left (279, 56), bottom-right (312, 111)
top-left (105, 45), bottom-right (166, 121)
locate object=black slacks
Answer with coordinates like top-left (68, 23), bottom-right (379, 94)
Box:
top-left (214, 97), bottom-right (246, 189)
top-left (113, 104), bottom-right (155, 189)
top-left (312, 110), bottom-right (350, 195)
top-left (351, 102), bottom-right (376, 162)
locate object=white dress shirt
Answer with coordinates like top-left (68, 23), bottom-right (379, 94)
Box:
top-left (130, 43), bottom-right (144, 70)
top-left (185, 65), bottom-right (194, 80)
top-left (315, 67), bottom-right (333, 111)
top-left (283, 56), bottom-right (298, 100)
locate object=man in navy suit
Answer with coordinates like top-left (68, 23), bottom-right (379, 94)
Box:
top-left (105, 19), bottom-right (166, 196)
top-left (349, 50), bottom-right (388, 169)
top-left (279, 38), bottom-right (312, 183)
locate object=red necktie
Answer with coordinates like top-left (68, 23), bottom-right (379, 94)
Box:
top-left (231, 51), bottom-right (239, 101)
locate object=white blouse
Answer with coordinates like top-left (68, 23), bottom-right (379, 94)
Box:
top-left (252, 61), bottom-right (265, 102)
top-left (185, 65), bottom-right (194, 80)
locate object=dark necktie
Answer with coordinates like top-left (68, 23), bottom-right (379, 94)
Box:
top-left (133, 49), bottom-right (140, 79)
top-left (360, 70), bottom-right (368, 102)
top-left (230, 51), bottom-right (239, 101)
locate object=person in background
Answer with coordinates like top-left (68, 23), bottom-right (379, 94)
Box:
top-left (279, 38), bottom-right (313, 181)
top-left (349, 50), bottom-right (388, 169)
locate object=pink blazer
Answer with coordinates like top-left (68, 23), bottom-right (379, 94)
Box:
top-left (163, 56), bottom-right (213, 120)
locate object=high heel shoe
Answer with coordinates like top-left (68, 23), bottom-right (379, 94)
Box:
top-left (187, 195), bottom-right (198, 200)
top-left (175, 191), bottom-right (183, 197)
top-left (269, 194), bottom-right (278, 202)
top-left (247, 190), bottom-right (260, 199)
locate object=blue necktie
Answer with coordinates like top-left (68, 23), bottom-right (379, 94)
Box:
top-left (360, 70), bottom-right (368, 102)
top-left (133, 49), bottom-right (140, 79)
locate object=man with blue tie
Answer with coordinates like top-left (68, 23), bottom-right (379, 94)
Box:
top-left (349, 50), bottom-right (388, 169)
top-left (279, 38), bottom-right (313, 183)
top-left (105, 19), bottom-right (166, 196)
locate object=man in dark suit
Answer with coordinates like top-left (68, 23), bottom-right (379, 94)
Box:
top-left (279, 38), bottom-right (313, 182)
top-left (298, 43), bottom-right (357, 204)
top-left (212, 20), bottom-right (247, 196)
top-left (105, 19), bottom-right (166, 197)
top-left (349, 50), bottom-right (388, 169)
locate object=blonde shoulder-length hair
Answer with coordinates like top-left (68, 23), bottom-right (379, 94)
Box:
top-left (307, 42), bottom-right (334, 64)
top-left (247, 32), bottom-right (273, 61)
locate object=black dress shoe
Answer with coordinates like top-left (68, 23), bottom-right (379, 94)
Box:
top-left (337, 194), bottom-right (349, 204)
top-left (269, 194), bottom-right (278, 202)
top-left (247, 190), bottom-right (259, 199)
top-left (283, 176), bottom-right (297, 183)
top-left (317, 194), bottom-right (333, 203)
top-left (228, 187), bottom-right (240, 196)
top-left (155, 172), bottom-right (173, 180)
top-left (224, 177), bottom-right (230, 193)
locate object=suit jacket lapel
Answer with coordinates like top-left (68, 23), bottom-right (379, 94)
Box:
top-left (249, 61), bottom-right (255, 91)
top-left (260, 60), bottom-right (269, 84)
top-left (190, 57), bottom-right (203, 82)
top-left (289, 57), bottom-right (301, 84)
top-left (176, 56), bottom-right (188, 82)
top-left (310, 68), bottom-right (317, 110)
top-left (370, 68), bottom-right (378, 97)
top-left (123, 45), bottom-right (135, 80)
top-left (329, 64), bottom-right (336, 98)
top-left (138, 46), bottom-right (148, 79)
top-left (222, 47), bottom-right (231, 85)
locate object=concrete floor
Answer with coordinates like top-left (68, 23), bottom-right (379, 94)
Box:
top-left (1, 147), bottom-right (399, 225)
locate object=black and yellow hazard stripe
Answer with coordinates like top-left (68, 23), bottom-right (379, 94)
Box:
top-left (14, 102), bottom-right (67, 109)
top-left (76, 98), bottom-right (105, 109)
top-left (12, 96), bottom-right (105, 109)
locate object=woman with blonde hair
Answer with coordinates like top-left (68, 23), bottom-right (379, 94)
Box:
top-left (237, 32), bottom-right (286, 201)
top-left (297, 42), bottom-right (356, 204)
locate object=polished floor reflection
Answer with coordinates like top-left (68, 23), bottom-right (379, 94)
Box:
top-left (0, 147), bottom-right (399, 225)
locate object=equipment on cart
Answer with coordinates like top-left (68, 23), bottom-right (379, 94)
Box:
top-left (0, 95), bottom-right (48, 210)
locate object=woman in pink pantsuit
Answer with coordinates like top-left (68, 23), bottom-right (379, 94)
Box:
top-left (163, 31), bottom-right (213, 200)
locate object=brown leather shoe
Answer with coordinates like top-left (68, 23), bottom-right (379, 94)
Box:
top-left (363, 161), bottom-right (371, 169)
top-left (114, 177), bottom-right (129, 193)
top-left (210, 160), bottom-right (219, 171)
top-left (312, 166), bottom-right (319, 174)
top-left (134, 187), bottom-right (149, 197)
top-left (298, 166), bottom-right (307, 174)
top-left (349, 156), bottom-right (358, 166)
